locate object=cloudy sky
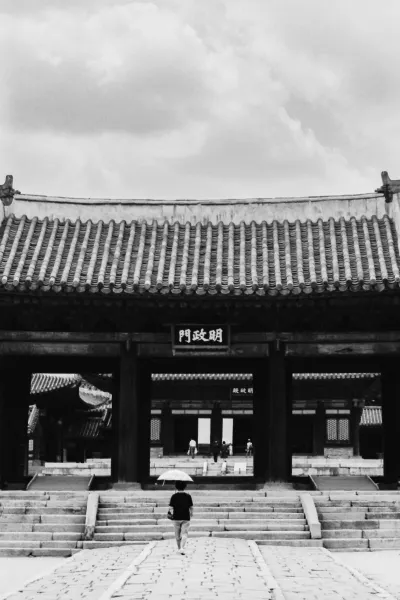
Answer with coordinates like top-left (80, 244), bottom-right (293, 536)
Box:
top-left (1, 0), bottom-right (399, 199)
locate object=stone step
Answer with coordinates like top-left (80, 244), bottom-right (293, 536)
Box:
top-left (366, 512), bottom-right (400, 519)
top-left (318, 512), bottom-right (367, 520)
top-left (41, 541), bottom-right (79, 549)
top-left (0, 540), bottom-right (42, 548)
top-left (323, 539), bottom-right (369, 550)
top-left (0, 548), bottom-right (74, 557)
top-left (82, 540), bottom-right (148, 549)
top-left (368, 538), bottom-right (400, 549)
top-left (316, 507), bottom-right (369, 513)
top-left (99, 502), bottom-right (302, 510)
top-left (0, 507), bottom-right (86, 515)
top-left (95, 522), bottom-right (307, 534)
top-left (40, 515), bottom-right (85, 524)
top-left (0, 514), bottom-right (40, 523)
top-left (256, 539), bottom-right (323, 547)
top-left (211, 531), bottom-right (310, 540)
top-left (322, 530), bottom-right (362, 539)
top-left (97, 520), bottom-right (306, 531)
top-left (0, 501), bottom-right (87, 508)
top-left (0, 532), bottom-right (53, 540)
top-left (322, 520), bottom-right (379, 530)
top-left (363, 530), bottom-right (400, 538)
top-left (375, 520), bottom-right (400, 529)
top-left (0, 524), bottom-right (35, 532)
top-left (34, 524), bottom-right (84, 533)
top-left (96, 510), bottom-right (304, 521)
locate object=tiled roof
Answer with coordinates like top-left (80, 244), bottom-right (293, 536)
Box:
top-left (79, 381), bottom-right (112, 407)
top-left (30, 373), bottom-right (80, 395)
top-left (152, 373), bottom-right (379, 382)
top-left (1, 213), bottom-right (399, 296)
top-left (293, 373), bottom-right (380, 381)
top-left (360, 406), bottom-right (382, 426)
top-left (67, 416), bottom-right (105, 439)
top-left (152, 373), bottom-right (252, 382)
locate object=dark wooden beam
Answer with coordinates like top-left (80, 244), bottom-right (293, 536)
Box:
top-left (0, 330), bottom-right (272, 343)
top-left (281, 332), bottom-right (400, 342)
top-left (0, 342), bottom-right (120, 356)
top-left (286, 342), bottom-right (400, 357)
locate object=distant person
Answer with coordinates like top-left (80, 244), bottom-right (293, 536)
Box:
top-left (228, 443), bottom-right (233, 456)
top-left (246, 439), bottom-right (253, 456)
top-left (212, 440), bottom-right (220, 463)
top-left (188, 438), bottom-right (197, 459)
top-left (221, 441), bottom-right (229, 459)
top-left (168, 480), bottom-right (193, 555)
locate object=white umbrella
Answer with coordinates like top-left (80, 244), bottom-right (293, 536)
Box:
top-left (157, 469), bottom-right (194, 482)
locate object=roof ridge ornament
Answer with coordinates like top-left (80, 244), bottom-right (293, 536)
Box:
top-left (0, 175), bottom-right (20, 206)
top-left (375, 171), bottom-right (400, 203)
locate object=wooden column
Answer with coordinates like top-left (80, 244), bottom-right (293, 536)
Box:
top-left (313, 402), bottom-right (325, 456)
top-left (0, 363), bottom-right (31, 486)
top-left (268, 346), bottom-right (290, 481)
top-left (211, 402), bottom-right (222, 445)
top-left (137, 361), bottom-right (151, 481)
top-left (253, 362), bottom-right (269, 481)
top-left (382, 363), bottom-right (400, 485)
top-left (161, 402), bottom-right (173, 455)
top-left (115, 343), bottom-right (141, 486)
top-left (351, 404), bottom-right (363, 457)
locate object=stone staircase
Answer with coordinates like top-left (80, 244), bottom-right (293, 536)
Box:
top-left (29, 475), bottom-right (92, 491)
top-left (0, 491), bottom-right (87, 556)
top-left (316, 493), bottom-right (400, 551)
top-left (84, 491), bottom-right (320, 549)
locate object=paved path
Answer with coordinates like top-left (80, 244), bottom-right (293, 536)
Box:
top-left (259, 546), bottom-right (396, 600)
top-left (113, 538), bottom-right (274, 599)
top-left (341, 550), bottom-right (400, 599)
top-left (2, 540), bottom-right (400, 600)
top-left (1, 544), bottom-right (145, 600)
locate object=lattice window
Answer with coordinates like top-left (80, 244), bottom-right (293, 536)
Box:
top-left (326, 418), bottom-right (350, 443)
top-left (150, 418), bottom-right (161, 442)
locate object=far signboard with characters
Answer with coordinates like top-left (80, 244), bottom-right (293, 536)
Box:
top-left (173, 324), bottom-right (230, 351)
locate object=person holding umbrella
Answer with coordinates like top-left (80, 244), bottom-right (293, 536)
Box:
top-left (168, 480), bottom-right (193, 555)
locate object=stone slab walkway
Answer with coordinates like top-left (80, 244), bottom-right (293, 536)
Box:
top-left (0, 544), bottom-right (145, 600)
top-left (259, 545), bottom-right (397, 600)
top-left (2, 540), bottom-right (400, 600)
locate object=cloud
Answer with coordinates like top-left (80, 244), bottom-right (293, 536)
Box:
top-left (0, 0), bottom-right (399, 198)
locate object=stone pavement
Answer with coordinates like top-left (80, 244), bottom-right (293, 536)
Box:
top-left (259, 545), bottom-right (397, 600)
top-left (0, 544), bottom-right (145, 600)
top-left (2, 539), bottom-right (400, 600)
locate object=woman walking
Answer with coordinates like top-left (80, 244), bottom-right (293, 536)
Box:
top-left (168, 480), bottom-right (193, 555)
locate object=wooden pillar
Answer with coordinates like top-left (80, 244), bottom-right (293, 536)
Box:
top-left (313, 402), bottom-right (325, 456)
top-left (0, 363), bottom-right (31, 487)
top-left (381, 363), bottom-right (400, 485)
top-left (268, 346), bottom-right (290, 482)
top-left (351, 403), bottom-right (363, 457)
top-left (211, 402), bottom-right (222, 445)
top-left (137, 361), bottom-right (151, 481)
top-left (253, 361), bottom-right (269, 481)
top-left (115, 343), bottom-right (141, 486)
top-left (161, 402), bottom-right (173, 455)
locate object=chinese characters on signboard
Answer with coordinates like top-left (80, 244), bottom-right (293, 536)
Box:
top-left (232, 386), bottom-right (253, 396)
top-left (173, 325), bottom-right (229, 349)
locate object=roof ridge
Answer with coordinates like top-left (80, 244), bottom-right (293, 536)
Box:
top-left (15, 192), bottom-right (383, 206)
